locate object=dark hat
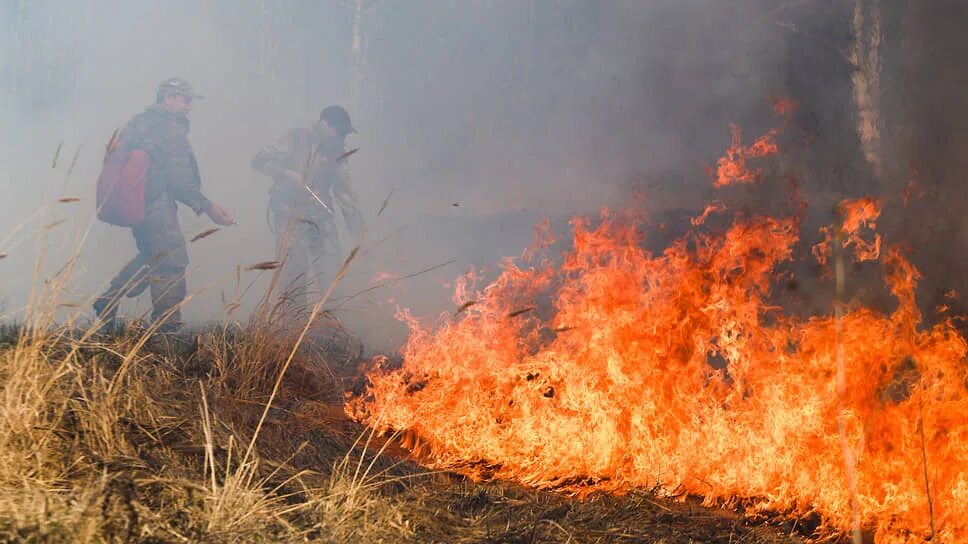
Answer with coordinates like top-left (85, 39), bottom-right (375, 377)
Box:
top-left (157, 77), bottom-right (205, 99)
top-left (319, 105), bottom-right (356, 135)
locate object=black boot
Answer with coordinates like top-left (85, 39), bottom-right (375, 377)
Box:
top-left (92, 291), bottom-right (122, 331)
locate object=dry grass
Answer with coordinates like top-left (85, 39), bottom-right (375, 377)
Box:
top-left (0, 241), bottom-right (810, 544)
top-left (0, 243), bottom-right (407, 543)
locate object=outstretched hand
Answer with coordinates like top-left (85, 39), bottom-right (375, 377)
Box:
top-left (206, 202), bottom-right (236, 226)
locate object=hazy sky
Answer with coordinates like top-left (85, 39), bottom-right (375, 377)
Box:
top-left (1, 1), bottom-right (791, 349)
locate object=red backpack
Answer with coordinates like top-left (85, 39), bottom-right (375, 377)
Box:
top-left (96, 130), bottom-right (149, 227)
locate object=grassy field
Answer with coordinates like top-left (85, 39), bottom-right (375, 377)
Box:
top-left (0, 300), bottom-right (819, 543)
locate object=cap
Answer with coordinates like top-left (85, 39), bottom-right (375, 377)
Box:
top-left (319, 105), bottom-right (356, 135)
top-left (157, 77), bottom-right (205, 99)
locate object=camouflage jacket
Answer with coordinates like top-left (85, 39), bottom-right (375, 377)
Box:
top-left (120, 105), bottom-right (210, 215)
top-left (251, 127), bottom-right (364, 235)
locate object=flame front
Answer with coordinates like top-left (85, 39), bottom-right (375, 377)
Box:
top-left (350, 125), bottom-right (968, 542)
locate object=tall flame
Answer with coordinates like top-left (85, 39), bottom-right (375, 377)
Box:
top-left (350, 116), bottom-right (968, 542)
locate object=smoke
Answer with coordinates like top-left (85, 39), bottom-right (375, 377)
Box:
top-left (2, 1), bottom-right (893, 350)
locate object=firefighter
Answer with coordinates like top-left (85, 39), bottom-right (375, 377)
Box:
top-left (251, 105), bottom-right (365, 313)
top-left (93, 77), bottom-right (235, 332)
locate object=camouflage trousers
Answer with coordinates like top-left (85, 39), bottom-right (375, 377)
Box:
top-left (95, 196), bottom-right (188, 331)
top-left (272, 209), bottom-right (340, 314)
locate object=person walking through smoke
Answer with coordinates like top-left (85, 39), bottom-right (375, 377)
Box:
top-left (251, 105), bottom-right (365, 314)
top-left (93, 78), bottom-right (235, 332)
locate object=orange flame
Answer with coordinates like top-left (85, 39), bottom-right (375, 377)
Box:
top-left (709, 124), bottom-right (781, 187)
top-left (691, 201), bottom-right (726, 226)
top-left (708, 100), bottom-right (792, 188)
top-left (351, 117), bottom-right (968, 542)
top-left (813, 197), bottom-right (883, 269)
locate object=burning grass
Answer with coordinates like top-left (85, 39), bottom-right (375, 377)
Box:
top-left (0, 319), bottom-right (807, 543)
top-left (0, 102), bottom-right (859, 541)
top-left (352, 122), bottom-right (968, 542)
top-left (0, 267), bottom-right (812, 543)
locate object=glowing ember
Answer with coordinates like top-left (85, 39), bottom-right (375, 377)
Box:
top-left (350, 116), bottom-right (968, 542)
top-left (772, 97), bottom-right (799, 120)
top-left (902, 185), bottom-right (925, 208)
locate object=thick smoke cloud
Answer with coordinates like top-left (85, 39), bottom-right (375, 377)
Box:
top-left (6, 1), bottom-right (928, 349)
